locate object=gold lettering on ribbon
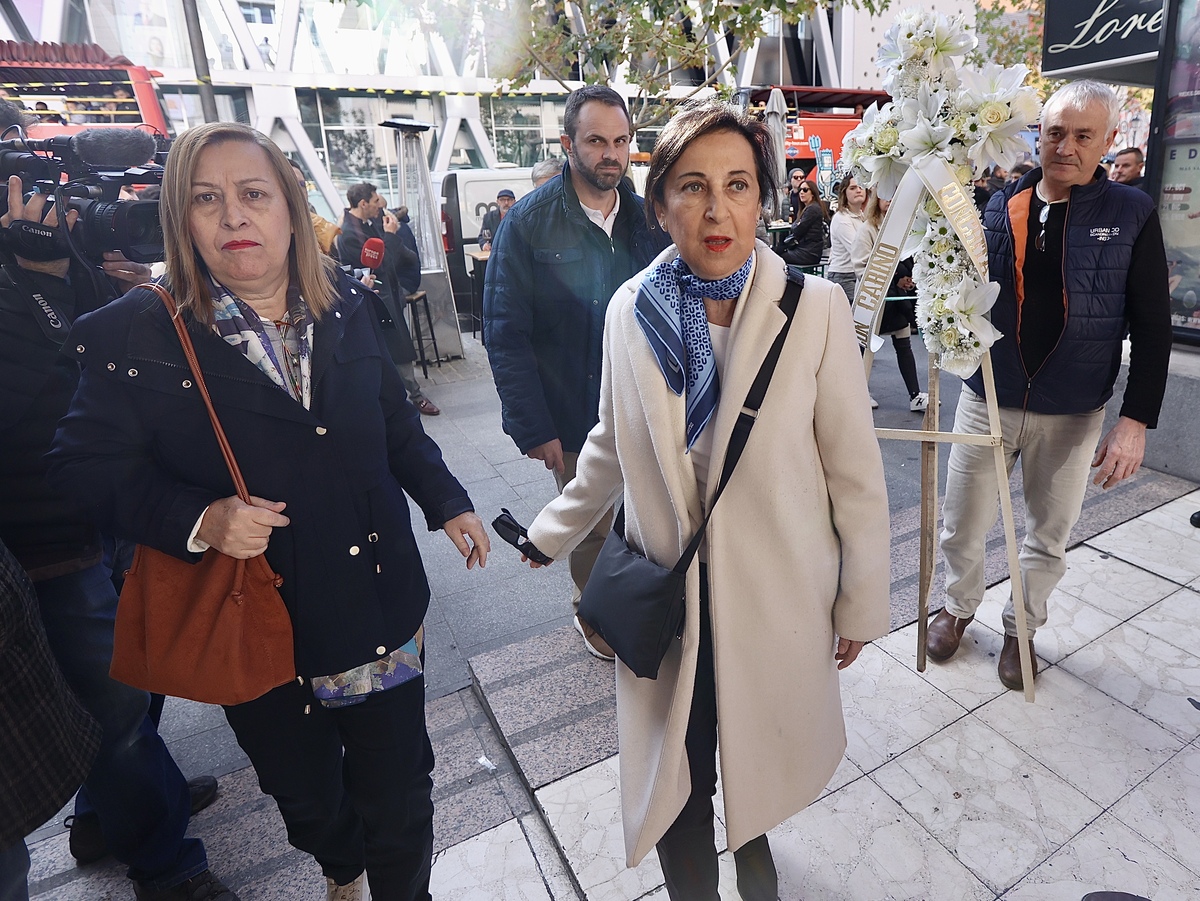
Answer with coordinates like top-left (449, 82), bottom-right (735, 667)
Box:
top-left (853, 241), bottom-right (899, 347)
top-left (937, 181), bottom-right (988, 280)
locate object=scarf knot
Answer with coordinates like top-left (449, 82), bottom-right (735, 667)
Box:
top-left (634, 253), bottom-right (753, 450)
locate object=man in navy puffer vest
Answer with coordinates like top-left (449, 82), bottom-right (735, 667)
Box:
top-left (927, 81), bottom-right (1172, 691)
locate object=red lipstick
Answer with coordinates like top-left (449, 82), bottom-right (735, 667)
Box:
top-left (704, 236), bottom-right (732, 251)
top-left (223, 240), bottom-right (259, 250)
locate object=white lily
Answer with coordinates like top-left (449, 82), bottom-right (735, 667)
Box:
top-left (944, 276), bottom-right (1002, 349)
top-left (967, 115), bottom-right (1032, 171)
top-left (927, 14), bottom-right (976, 75)
top-left (900, 116), bottom-right (954, 158)
top-left (959, 62), bottom-right (1030, 105)
top-left (862, 151), bottom-right (908, 199)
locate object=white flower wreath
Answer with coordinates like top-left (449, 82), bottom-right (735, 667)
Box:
top-left (842, 8), bottom-right (1041, 378)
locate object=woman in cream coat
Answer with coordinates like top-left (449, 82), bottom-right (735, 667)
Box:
top-left (523, 103), bottom-right (890, 899)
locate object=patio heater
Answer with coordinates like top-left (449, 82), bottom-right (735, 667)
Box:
top-left (382, 119), bottom-right (464, 359)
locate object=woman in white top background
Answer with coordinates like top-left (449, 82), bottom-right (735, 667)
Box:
top-left (825, 175), bottom-right (867, 304)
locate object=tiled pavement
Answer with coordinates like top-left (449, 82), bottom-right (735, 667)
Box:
top-left (27, 337), bottom-right (1200, 900)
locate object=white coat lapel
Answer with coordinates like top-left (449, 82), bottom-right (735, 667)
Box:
top-left (621, 298), bottom-right (705, 540)
top-left (702, 248), bottom-right (788, 508)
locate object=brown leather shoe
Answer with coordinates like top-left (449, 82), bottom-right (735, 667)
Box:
top-left (998, 633), bottom-right (1037, 691)
top-left (415, 398), bottom-right (440, 415)
top-left (926, 609), bottom-right (973, 662)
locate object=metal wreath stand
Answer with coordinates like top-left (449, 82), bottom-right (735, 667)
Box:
top-left (851, 155), bottom-right (1036, 703)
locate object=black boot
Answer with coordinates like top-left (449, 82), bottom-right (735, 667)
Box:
top-left (734, 834), bottom-right (779, 901)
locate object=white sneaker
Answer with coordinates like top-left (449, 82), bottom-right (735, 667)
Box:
top-left (869, 395), bottom-right (879, 410)
top-left (327, 874), bottom-right (364, 901)
top-left (574, 614), bottom-right (616, 661)
top-left (910, 392), bottom-right (929, 412)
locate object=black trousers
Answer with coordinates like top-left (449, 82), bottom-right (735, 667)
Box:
top-left (223, 674), bottom-right (434, 901)
top-left (655, 570), bottom-right (778, 901)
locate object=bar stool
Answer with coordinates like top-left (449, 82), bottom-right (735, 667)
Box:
top-left (405, 290), bottom-right (441, 378)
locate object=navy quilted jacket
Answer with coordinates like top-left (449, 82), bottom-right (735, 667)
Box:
top-left (968, 167), bottom-right (1155, 415)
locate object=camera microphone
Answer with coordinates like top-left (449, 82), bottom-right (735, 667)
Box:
top-left (69, 129), bottom-right (158, 169)
top-left (360, 237), bottom-right (385, 276)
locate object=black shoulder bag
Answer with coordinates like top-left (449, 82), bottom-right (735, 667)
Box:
top-left (577, 273), bottom-right (804, 679)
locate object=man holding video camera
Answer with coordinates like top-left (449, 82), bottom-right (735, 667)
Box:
top-left (0, 97), bottom-right (237, 901)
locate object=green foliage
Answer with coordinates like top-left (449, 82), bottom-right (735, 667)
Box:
top-left (412, 0), bottom-right (891, 129)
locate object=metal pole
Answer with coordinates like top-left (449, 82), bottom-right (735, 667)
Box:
top-left (181, 0), bottom-right (220, 123)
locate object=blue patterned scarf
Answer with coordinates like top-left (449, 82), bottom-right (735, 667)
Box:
top-left (634, 253), bottom-right (753, 450)
top-left (209, 278), bottom-right (314, 410)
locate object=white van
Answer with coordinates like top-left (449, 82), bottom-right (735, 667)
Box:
top-left (434, 167), bottom-right (536, 316)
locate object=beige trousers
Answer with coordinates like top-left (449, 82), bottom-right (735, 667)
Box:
top-left (940, 386), bottom-right (1105, 637)
top-left (554, 452), bottom-right (613, 608)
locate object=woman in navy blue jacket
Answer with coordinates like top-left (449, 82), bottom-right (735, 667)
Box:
top-left (48, 123), bottom-right (489, 901)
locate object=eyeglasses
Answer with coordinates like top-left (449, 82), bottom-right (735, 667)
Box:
top-left (1035, 202), bottom-right (1049, 252)
top-left (799, 187), bottom-right (811, 194)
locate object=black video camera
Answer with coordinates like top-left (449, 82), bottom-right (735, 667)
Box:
top-left (0, 129), bottom-right (167, 265)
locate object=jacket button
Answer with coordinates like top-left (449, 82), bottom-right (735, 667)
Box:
top-left (349, 546), bottom-right (360, 555)
top-left (182, 379), bottom-right (192, 388)
top-left (593, 299), bottom-right (599, 305)
top-left (106, 363), bottom-right (116, 371)
top-left (76, 344), bottom-right (85, 353)
top-left (368, 532), bottom-right (379, 542)
top-left (303, 704), bottom-right (311, 715)
top-left (376, 645), bottom-right (387, 655)
top-left (128, 369), bottom-right (138, 377)
top-left (335, 311), bottom-right (342, 318)
top-left (315, 427), bottom-right (327, 435)
top-left (296, 675), bottom-right (304, 685)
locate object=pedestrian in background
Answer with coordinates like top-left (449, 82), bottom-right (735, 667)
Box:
top-left (780, 178), bottom-right (827, 268)
top-left (825, 174), bottom-right (867, 303)
top-left (517, 101), bottom-right (890, 900)
top-left (530, 158), bottom-right (562, 187)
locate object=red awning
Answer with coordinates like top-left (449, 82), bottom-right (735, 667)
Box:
top-left (748, 85), bottom-right (892, 111)
top-left (0, 41), bottom-right (133, 67)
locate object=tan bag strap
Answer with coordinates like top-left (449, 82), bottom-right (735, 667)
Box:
top-left (142, 282), bottom-right (252, 506)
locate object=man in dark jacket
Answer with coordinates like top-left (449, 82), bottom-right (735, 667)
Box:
top-left (1111, 147), bottom-right (1147, 191)
top-left (0, 147), bottom-right (235, 897)
top-left (395, 205), bottom-right (422, 295)
top-left (484, 85), bottom-right (667, 659)
top-left (928, 81), bottom-right (1173, 691)
top-left (338, 183), bottom-right (439, 415)
top-left (477, 188), bottom-right (515, 250)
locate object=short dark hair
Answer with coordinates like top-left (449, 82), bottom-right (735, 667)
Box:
top-left (643, 101), bottom-right (778, 232)
top-left (346, 182), bottom-right (377, 208)
top-left (288, 158), bottom-right (304, 174)
top-left (0, 97), bottom-right (31, 132)
top-left (1115, 147), bottom-right (1144, 164)
top-left (563, 85), bottom-right (630, 140)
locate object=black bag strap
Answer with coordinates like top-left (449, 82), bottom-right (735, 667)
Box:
top-left (614, 271), bottom-right (805, 574)
top-left (1, 261), bottom-right (74, 344)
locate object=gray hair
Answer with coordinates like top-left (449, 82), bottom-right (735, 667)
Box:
top-left (1042, 80), bottom-right (1120, 135)
top-left (531, 158), bottom-right (562, 185)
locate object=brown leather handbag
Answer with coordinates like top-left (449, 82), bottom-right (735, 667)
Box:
top-left (110, 283), bottom-right (296, 706)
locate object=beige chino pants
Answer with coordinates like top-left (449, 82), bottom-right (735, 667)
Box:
top-left (940, 386), bottom-right (1106, 637)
